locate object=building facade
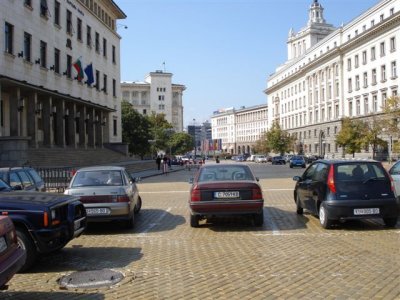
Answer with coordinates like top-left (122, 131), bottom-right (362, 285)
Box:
top-left (121, 71), bottom-right (185, 132)
top-left (0, 0), bottom-right (126, 165)
top-left (266, 0), bottom-right (399, 158)
top-left (211, 104), bottom-right (268, 155)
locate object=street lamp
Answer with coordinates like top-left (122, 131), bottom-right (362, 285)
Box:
top-left (193, 118), bottom-right (196, 158)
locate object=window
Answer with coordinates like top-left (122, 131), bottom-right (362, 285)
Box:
top-left (390, 8), bottom-right (395, 15)
top-left (112, 79), bottom-right (116, 97)
top-left (354, 55), bottom-right (359, 68)
top-left (355, 75), bottom-right (360, 90)
top-left (40, 41), bottom-right (47, 68)
top-left (77, 18), bottom-right (82, 41)
top-left (54, 48), bottom-right (60, 73)
top-left (371, 20), bottom-right (375, 27)
top-left (373, 95), bottom-right (378, 112)
top-left (362, 51), bottom-right (367, 64)
top-left (66, 10), bottom-right (72, 34)
top-left (95, 32), bottom-right (100, 52)
top-left (95, 70), bottom-right (100, 90)
top-left (391, 61), bottom-right (397, 78)
top-left (66, 54), bottom-right (72, 78)
top-left (363, 97), bottom-right (368, 114)
top-left (371, 46), bottom-right (376, 60)
top-left (103, 74), bottom-right (107, 93)
top-left (40, 0), bottom-right (48, 17)
top-left (24, 0), bottom-right (32, 7)
top-left (54, 1), bottom-right (60, 25)
top-left (390, 37), bottom-right (396, 52)
top-left (23, 32), bottom-right (32, 62)
top-left (103, 38), bottom-right (107, 57)
top-left (348, 78), bottom-right (352, 92)
top-left (382, 92), bottom-right (387, 108)
top-left (349, 101), bottom-right (353, 116)
top-left (380, 42), bottom-right (385, 56)
top-left (380, 14), bottom-right (384, 21)
top-left (158, 95), bottom-right (165, 101)
top-left (356, 99), bottom-right (360, 115)
top-left (5, 22), bottom-right (13, 54)
top-left (363, 72), bottom-right (368, 87)
top-left (112, 45), bottom-right (116, 63)
top-left (381, 65), bottom-right (386, 82)
top-left (86, 26), bottom-right (91, 47)
top-left (372, 69), bottom-right (377, 84)
top-left (159, 104), bottom-right (165, 110)
top-left (113, 119), bottom-right (117, 136)
top-left (335, 105), bottom-right (339, 119)
top-left (347, 58), bottom-right (352, 71)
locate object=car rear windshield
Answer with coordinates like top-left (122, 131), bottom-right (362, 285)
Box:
top-left (72, 170), bottom-right (123, 187)
top-left (198, 166), bottom-right (254, 182)
top-left (335, 163), bottom-right (392, 198)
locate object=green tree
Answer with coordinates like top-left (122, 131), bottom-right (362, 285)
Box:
top-left (147, 112), bottom-right (174, 154)
top-left (361, 118), bottom-right (386, 160)
top-left (336, 118), bottom-right (366, 157)
top-left (265, 121), bottom-right (295, 155)
top-left (167, 132), bottom-right (193, 155)
top-left (253, 131), bottom-right (270, 154)
top-left (121, 101), bottom-right (152, 159)
top-left (382, 95), bottom-right (400, 137)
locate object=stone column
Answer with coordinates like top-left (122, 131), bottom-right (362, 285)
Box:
top-left (87, 108), bottom-right (95, 148)
top-left (27, 93), bottom-right (38, 148)
top-left (55, 100), bottom-right (65, 148)
top-left (68, 103), bottom-right (77, 148)
top-left (95, 111), bottom-right (104, 148)
top-left (78, 106), bottom-right (87, 149)
top-left (42, 96), bottom-right (53, 147)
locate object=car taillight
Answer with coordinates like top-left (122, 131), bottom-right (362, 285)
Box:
top-left (43, 211), bottom-right (49, 227)
top-left (191, 186), bottom-right (201, 202)
top-left (252, 187), bottom-right (263, 200)
top-left (117, 195), bottom-right (130, 202)
top-left (383, 166), bottom-right (395, 192)
top-left (327, 164), bottom-right (336, 193)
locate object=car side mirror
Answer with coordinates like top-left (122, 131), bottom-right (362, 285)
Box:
top-left (293, 176), bottom-right (302, 182)
top-left (131, 177), bottom-right (141, 183)
top-left (255, 177), bottom-right (259, 182)
top-left (189, 177), bottom-right (194, 184)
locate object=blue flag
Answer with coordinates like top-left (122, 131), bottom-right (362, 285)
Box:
top-left (84, 63), bottom-right (94, 86)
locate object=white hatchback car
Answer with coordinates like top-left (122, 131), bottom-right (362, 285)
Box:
top-left (64, 166), bottom-right (142, 228)
top-left (255, 155), bottom-right (268, 163)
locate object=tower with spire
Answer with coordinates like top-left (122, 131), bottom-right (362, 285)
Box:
top-left (287, 0), bottom-right (335, 60)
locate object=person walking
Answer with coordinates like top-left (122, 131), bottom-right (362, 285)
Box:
top-left (156, 156), bottom-right (161, 170)
top-left (162, 155), bottom-right (168, 175)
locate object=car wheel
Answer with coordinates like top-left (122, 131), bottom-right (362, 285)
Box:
top-left (253, 210), bottom-right (264, 226)
top-left (302, 164), bottom-right (306, 168)
top-left (318, 203), bottom-right (332, 229)
top-left (290, 164), bottom-right (293, 168)
top-left (296, 194), bottom-right (303, 215)
top-left (125, 212), bottom-right (135, 229)
top-left (383, 217), bottom-right (398, 227)
top-left (190, 214), bottom-right (199, 227)
top-left (16, 228), bottom-right (37, 272)
top-left (134, 196), bottom-right (142, 214)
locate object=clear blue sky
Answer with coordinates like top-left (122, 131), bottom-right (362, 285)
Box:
top-left (116, 0), bottom-right (379, 128)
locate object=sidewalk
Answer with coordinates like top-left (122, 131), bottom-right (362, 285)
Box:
top-left (131, 165), bottom-right (185, 179)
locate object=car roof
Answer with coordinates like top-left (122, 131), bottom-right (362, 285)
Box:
top-left (313, 159), bottom-right (379, 164)
top-left (0, 167), bottom-right (33, 171)
top-left (76, 166), bottom-right (126, 172)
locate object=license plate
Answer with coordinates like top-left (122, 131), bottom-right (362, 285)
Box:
top-left (214, 191), bottom-right (240, 198)
top-left (354, 208), bottom-right (380, 215)
top-left (86, 208), bottom-right (110, 215)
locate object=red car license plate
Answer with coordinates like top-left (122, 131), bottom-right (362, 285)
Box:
top-left (214, 191), bottom-right (239, 198)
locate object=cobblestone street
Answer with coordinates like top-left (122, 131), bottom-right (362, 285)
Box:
top-left (1, 165), bottom-right (399, 299)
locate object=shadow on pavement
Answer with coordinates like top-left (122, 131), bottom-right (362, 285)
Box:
top-left (0, 291), bottom-right (104, 300)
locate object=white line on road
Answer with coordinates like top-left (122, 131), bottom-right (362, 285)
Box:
top-left (263, 208), bottom-right (280, 235)
top-left (138, 207), bottom-right (172, 236)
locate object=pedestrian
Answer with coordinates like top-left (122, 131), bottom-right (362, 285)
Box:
top-left (162, 155), bottom-right (168, 175)
top-left (216, 156), bottom-right (220, 163)
top-left (156, 156), bottom-right (161, 170)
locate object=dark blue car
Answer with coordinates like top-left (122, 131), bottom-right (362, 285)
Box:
top-left (290, 156), bottom-right (306, 168)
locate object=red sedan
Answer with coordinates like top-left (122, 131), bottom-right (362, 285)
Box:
top-left (189, 164), bottom-right (264, 227)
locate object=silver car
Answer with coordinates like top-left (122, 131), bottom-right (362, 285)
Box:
top-left (64, 166), bottom-right (142, 228)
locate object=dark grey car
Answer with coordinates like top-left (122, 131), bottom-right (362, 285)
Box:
top-left (293, 159), bottom-right (399, 229)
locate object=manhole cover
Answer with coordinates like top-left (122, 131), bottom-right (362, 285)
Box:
top-left (58, 269), bottom-right (124, 289)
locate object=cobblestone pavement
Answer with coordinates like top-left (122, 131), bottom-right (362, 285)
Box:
top-left (1, 163), bottom-right (399, 300)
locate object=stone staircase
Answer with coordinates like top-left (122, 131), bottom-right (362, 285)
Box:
top-left (26, 147), bottom-right (136, 168)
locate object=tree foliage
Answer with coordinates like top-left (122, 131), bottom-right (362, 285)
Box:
top-left (336, 118), bottom-right (367, 157)
top-left (253, 131), bottom-right (270, 154)
top-left (121, 101), bottom-right (152, 159)
top-left (147, 112), bottom-right (173, 152)
top-left (361, 117), bottom-right (386, 160)
top-left (264, 121), bottom-right (295, 155)
top-left (167, 132), bottom-right (194, 155)
top-left (382, 95), bottom-right (400, 137)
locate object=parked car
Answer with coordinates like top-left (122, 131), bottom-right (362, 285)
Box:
top-left (272, 156), bottom-right (286, 165)
top-left (0, 167), bottom-right (45, 192)
top-left (290, 155), bottom-right (306, 168)
top-left (293, 159), bottom-right (400, 229)
top-left (0, 216), bottom-right (26, 288)
top-left (188, 164), bottom-right (264, 227)
top-left (388, 161), bottom-right (400, 196)
top-left (255, 155), bottom-right (268, 163)
top-left (0, 183), bottom-right (86, 271)
top-left (284, 154), bottom-right (294, 163)
top-left (65, 166), bottom-right (142, 229)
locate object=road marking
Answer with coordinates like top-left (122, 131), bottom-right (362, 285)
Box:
top-left (138, 207), bottom-right (172, 236)
top-left (263, 208), bottom-right (280, 235)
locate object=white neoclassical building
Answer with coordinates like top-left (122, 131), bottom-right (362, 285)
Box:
top-left (121, 71), bottom-right (186, 132)
top-left (211, 104), bottom-right (268, 155)
top-left (266, 0), bottom-right (399, 158)
top-left (0, 0), bottom-right (126, 165)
